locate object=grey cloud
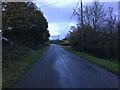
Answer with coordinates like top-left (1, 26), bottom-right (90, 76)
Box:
top-left (37, 2), bottom-right (77, 23)
top-left (36, 2), bottom-right (118, 40)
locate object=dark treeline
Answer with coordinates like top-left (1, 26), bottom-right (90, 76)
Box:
top-left (67, 2), bottom-right (119, 60)
top-left (2, 2), bottom-right (50, 66)
top-left (2, 2), bottom-right (50, 49)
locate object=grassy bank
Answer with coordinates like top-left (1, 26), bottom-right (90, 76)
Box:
top-left (62, 46), bottom-right (119, 75)
top-left (3, 45), bottom-right (49, 88)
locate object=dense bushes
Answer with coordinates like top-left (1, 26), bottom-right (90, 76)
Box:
top-left (2, 2), bottom-right (50, 49)
top-left (68, 2), bottom-right (119, 60)
top-left (2, 2), bottom-right (50, 65)
top-left (2, 44), bottom-right (32, 66)
top-left (68, 25), bottom-right (118, 59)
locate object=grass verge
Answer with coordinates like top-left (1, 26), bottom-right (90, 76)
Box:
top-left (2, 46), bottom-right (49, 88)
top-left (62, 46), bottom-right (119, 75)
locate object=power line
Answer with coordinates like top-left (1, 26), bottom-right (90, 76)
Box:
top-left (39, 0), bottom-right (69, 8)
top-left (60, 1), bottom-right (80, 38)
top-left (39, 1), bottom-right (80, 39)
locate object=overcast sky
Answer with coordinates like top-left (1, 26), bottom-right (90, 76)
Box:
top-left (36, 1), bottom-right (119, 40)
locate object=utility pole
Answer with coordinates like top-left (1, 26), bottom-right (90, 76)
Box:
top-left (58, 34), bottom-right (59, 44)
top-left (118, 1), bottom-right (120, 21)
top-left (81, 0), bottom-right (83, 26)
top-left (58, 34), bottom-right (59, 40)
top-left (81, 0), bottom-right (84, 52)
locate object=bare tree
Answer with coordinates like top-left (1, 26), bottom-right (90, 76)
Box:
top-left (106, 7), bottom-right (116, 33)
top-left (76, 1), bottom-right (106, 30)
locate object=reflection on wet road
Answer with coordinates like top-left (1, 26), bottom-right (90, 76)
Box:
top-left (15, 44), bottom-right (119, 88)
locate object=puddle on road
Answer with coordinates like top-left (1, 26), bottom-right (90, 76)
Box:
top-left (53, 55), bottom-right (76, 88)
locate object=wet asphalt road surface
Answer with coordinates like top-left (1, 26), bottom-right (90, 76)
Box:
top-left (15, 44), bottom-right (119, 88)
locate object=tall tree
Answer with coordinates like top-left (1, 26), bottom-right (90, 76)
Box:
top-left (76, 2), bottom-right (106, 30)
top-left (2, 2), bottom-right (50, 49)
top-left (68, 2), bottom-right (118, 59)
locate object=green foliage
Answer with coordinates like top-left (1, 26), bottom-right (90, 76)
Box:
top-left (2, 2), bottom-right (50, 49)
top-left (68, 2), bottom-right (118, 60)
top-left (68, 24), bottom-right (118, 59)
top-left (2, 2), bottom-right (50, 87)
top-left (62, 46), bottom-right (119, 75)
top-left (3, 45), bottom-right (49, 88)
top-left (2, 44), bottom-right (31, 66)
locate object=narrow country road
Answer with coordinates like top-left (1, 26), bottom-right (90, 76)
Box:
top-left (15, 44), bottom-right (119, 88)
